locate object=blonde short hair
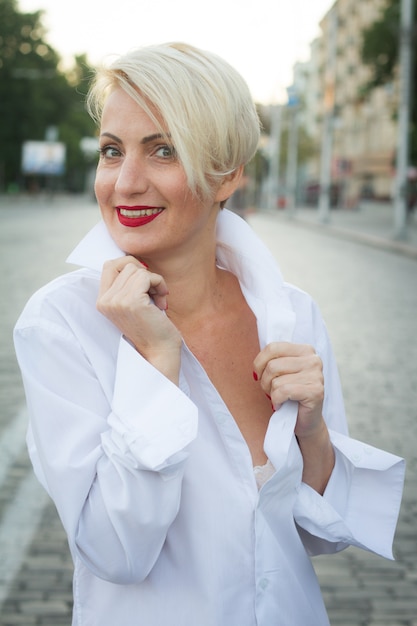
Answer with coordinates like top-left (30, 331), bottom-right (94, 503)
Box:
top-left (87, 42), bottom-right (261, 199)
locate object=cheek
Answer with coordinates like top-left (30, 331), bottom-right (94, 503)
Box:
top-left (94, 167), bottom-right (114, 202)
top-left (162, 166), bottom-right (194, 201)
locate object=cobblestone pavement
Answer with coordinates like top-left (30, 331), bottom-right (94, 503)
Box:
top-left (0, 194), bottom-right (99, 626)
top-left (249, 209), bottom-right (417, 626)
top-left (0, 194), bottom-right (416, 625)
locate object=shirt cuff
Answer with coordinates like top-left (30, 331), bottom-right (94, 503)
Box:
top-left (104, 337), bottom-right (198, 472)
top-left (294, 430), bottom-right (405, 559)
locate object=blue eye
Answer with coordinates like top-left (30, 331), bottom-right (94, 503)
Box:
top-left (155, 144), bottom-right (177, 159)
top-left (98, 146), bottom-right (121, 159)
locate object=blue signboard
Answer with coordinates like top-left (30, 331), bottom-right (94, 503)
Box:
top-left (21, 141), bottom-right (66, 175)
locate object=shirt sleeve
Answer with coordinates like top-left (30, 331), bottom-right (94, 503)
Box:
top-left (103, 337), bottom-right (198, 472)
top-left (293, 434), bottom-right (405, 558)
top-left (291, 298), bottom-right (405, 559)
top-left (14, 316), bottom-right (198, 584)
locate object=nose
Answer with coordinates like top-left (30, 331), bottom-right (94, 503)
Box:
top-left (114, 154), bottom-right (149, 196)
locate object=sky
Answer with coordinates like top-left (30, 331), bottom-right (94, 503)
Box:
top-left (18, 0), bottom-right (334, 104)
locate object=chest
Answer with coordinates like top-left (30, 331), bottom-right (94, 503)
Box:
top-left (182, 306), bottom-right (273, 465)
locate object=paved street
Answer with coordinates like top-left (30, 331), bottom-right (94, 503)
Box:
top-left (0, 194), bottom-right (100, 626)
top-left (249, 209), bottom-right (417, 626)
top-left (0, 194), bottom-right (416, 625)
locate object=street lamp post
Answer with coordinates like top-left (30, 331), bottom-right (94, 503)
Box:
top-left (394, 0), bottom-right (414, 239)
top-left (266, 105), bottom-right (283, 211)
top-left (285, 104), bottom-right (299, 217)
top-left (318, 6), bottom-right (338, 224)
top-left (284, 85), bottom-right (300, 217)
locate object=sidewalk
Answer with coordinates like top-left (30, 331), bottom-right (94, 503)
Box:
top-left (1, 194), bottom-right (416, 625)
top-left (2, 194), bottom-right (416, 259)
top-left (259, 201), bottom-right (417, 260)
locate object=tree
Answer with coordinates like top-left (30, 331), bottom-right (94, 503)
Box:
top-left (0, 0), bottom-right (96, 191)
top-left (360, 0), bottom-right (417, 162)
top-left (58, 54), bottom-right (98, 192)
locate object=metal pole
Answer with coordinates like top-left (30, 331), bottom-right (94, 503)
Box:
top-left (318, 6), bottom-right (338, 223)
top-left (394, 0), bottom-right (413, 239)
top-left (285, 106), bottom-right (299, 217)
top-left (266, 105), bottom-right (282, 211)
top-left (318, 113), bottom-right (334, 223)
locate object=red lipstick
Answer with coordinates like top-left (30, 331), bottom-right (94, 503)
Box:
top-left (116, 206), bottom-right (164, 227)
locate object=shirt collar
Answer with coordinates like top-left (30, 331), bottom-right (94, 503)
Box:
top-left (66, 220), bottom-right (122, 271)
top-left (66, 209), bottom-right (295, 343)
top-left (67, 210), bottom-right (280, 284)
top-left (218, 211), bottom-right (296, 345)
top-left (67, 209), bottom-right (299, 469)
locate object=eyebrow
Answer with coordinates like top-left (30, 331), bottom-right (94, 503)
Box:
top-left (100, 132), bottom-right (172, 145)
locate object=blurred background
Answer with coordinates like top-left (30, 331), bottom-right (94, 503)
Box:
top-left (1, 2), bottom-right (417, 624)
top-left (1, 0), bottom-right (415, 236)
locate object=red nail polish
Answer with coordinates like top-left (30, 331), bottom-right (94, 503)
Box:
top-left (253, 371), bottom-right (258, 381)
top-left (140, 261), bottom-right (149, 269)
top-left (265, 393), bottom-right (271, 400)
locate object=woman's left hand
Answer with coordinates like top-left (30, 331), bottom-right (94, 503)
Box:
top-left (253, 342), bottom-right (324, 438)
top-left (253, 342), bottom-right (334, 493)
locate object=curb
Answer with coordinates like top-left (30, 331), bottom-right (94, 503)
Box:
top-left (296, 217), bottom-right (417, 260)
top-left (259, 209), bottom-right (417, 261)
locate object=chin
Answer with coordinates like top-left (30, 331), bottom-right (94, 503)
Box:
top-left (115, 232), bottom-right (161, 259)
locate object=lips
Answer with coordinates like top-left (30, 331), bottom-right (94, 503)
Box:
top-left (116, 206), bottom-right (164, 227)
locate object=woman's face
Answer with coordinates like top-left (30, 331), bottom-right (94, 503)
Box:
top-left (95, 87), bottom-right (223, 262)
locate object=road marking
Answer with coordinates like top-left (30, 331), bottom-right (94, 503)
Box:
top-left (0, 470), bottom-right (49, 606)
top-left (0, 408), bottom-right (49, 608)
top-left (0, 406), bottom-right (28, 488)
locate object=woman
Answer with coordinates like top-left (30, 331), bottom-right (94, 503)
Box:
top-left (14, 43), bottom-right (404, 626)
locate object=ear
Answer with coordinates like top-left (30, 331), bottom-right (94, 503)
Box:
top-left (214, 165), bottom-right (244, 204)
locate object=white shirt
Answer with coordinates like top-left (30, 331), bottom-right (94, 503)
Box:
top-left (14, 210), bottom-right (405, 626)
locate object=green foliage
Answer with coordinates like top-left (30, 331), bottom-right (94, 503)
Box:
top-left (360, 0), bottom-right (417, 161)
top-left (0, 0), bottom-right (96, 192)
top-left (361, 1), bottom-right (400, 87)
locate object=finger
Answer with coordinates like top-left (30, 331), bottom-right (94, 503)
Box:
top-left (270, 378), bottom-right (324, 415)
top-left (99, 256), bottom-right (143, 294)
top-left (253, 342), bottom-right (316, 381)
top-left (148, 274), bottom-right (170, 311)
top-left (107, 266), bottom-right (170, 311)
top-left (105, 255), bottom-right (143, 273)
top-left (264, 354), bottom-right (322, 389)
top-left (99, 257), bottom-right (170, 311)
top-left (254, 341), bottom-right (311, 372)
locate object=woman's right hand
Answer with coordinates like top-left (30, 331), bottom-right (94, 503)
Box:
top-left (97, 256), bottom-right (182, 383)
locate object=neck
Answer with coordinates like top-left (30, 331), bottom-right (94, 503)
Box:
top-left (160, 247), bottom-right (225, 321)
top-left (142, 209), bottom-right (228, 320)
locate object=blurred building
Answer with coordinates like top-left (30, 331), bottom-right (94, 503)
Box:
top-left (297, 0), bottom-right (396, 206)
